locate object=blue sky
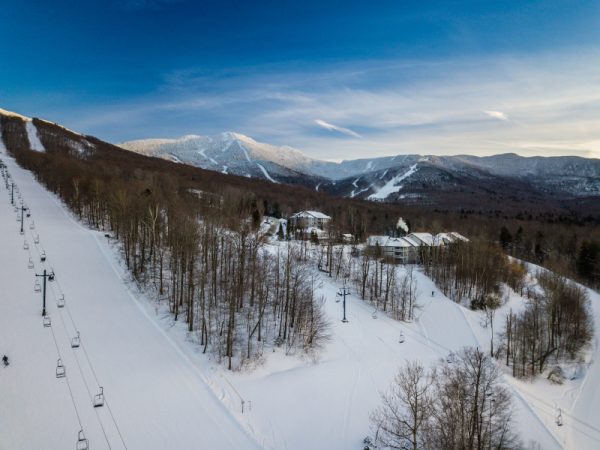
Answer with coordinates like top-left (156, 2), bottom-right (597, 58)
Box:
top-left (1, 0), bottom-right (599, 159)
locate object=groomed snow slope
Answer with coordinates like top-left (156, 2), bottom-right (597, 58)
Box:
top-left (0, 154), bottom-right (259, 450)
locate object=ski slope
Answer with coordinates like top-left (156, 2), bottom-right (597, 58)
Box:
top-left (0, 154), bottom-right (259, 450)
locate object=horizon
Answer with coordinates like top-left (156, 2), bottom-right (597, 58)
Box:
top-left (1, 1), bottom-right (599, 159)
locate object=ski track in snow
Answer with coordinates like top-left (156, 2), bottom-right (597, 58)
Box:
top-left (198, 149), bottom-right (218, 165)
top-left (25, 121), bottom-right (45, 152)
top-left (368, 163), bottom-right (418, 200)
top-left (256, 163), bottom-right (278, 183)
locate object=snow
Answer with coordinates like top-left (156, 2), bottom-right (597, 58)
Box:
top-left (25, 121), bottom-right (46, 152)
top-left (198, 148), bottom-right (218, 165)
top-left (0, 155), bottom-right (260, 450)
top-left (0, 107), bottom-right (30, 121)
top-left (255, 163), bottom-right (278, 183)
top-left (2, 152), bottom-right (598, 449)
top-left (368, 164), bottom-right (418, 200)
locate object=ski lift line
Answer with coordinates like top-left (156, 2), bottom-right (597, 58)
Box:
top-left (17, 200), bottom-right (123, 450)
top-left (49, 282), bottom-right (127, 450)
top-left (48, 317), bottom-right (84, 431)
top-left (80, 335), bottom-right (129, 450)
top-left (517, 387), bottom-right (600, 437)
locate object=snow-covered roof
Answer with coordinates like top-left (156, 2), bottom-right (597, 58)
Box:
top-left (449, 232), bottom-right (469, 242)
top-left (367, 236), bottom-right (417, 248)
top-left (433, 232), bottom-right (470, 246)
top-left (407, 232), bottom-right (434, 246)
top-left (290, 210), bottom-right (331, 220)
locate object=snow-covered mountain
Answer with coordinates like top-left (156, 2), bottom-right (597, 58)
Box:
top-left (120, 132), bottom-right (600, 201)
top-left (120, 132), bottom-right (327, 185)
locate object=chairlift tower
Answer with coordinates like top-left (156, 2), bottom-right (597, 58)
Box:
top-left (337, 282), bottom-right (350, 323)
top-left (35, 269), bottom-right (51, 316)
top-left (19, 205), bottom-right (27, 235)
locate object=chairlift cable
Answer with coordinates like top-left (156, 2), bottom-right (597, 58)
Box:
top-left (55, 301), bottom-right (113, 449)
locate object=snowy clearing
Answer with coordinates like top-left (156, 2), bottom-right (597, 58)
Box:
top-left (25, 121), bottom-right (45, 152)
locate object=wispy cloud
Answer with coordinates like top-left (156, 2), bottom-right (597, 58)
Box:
top-left (484, 110), bottom-right (509, 121)
top-left (64, 49), bottom-right (600, 160)
top-left (314, 119), bottom-right (362, 138)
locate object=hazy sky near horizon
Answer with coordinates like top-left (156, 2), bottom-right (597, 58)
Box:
top-left (1, 0), bottom-right (600, 160)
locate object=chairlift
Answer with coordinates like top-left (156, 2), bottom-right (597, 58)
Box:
top-left (43, 315), bottom-right (51, 327)
top-left (34, 234), bottom-right (39, 244)
top-left (56, 358), bottom-right (66, 378)
top-left (28, 257), bottom-right (34, 269)
top-left (26, 210), bottom-right (30, 218)
top-left (29, 221), bottom-right (35, 230)
top-left (34, 280), bottom-right (41, 292)
top-left (399, 331), bottom-right (405, 343)
top-left (71, 331), bottom-right (80, 348)
top-left (556, 408), bottom-right (563, 427)
top-left (40, 251), bottom-right (46, 262)
top-left (76, 429), bottom-right (89, 450)
top-left (48, 270), bottom-right (55, 281)
top-left (57, 294), bottom-right (65, 308)
top-left (23, 240), bottom-right (29, 250)
top-left (93, 386), bottom-right (105, 408)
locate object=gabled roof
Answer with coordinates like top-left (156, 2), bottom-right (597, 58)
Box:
top-left (408, 232), bottom-right (434, 246)
top-left (367, 236), bottom-right (417, 248)
top-left (449, 232), bottom-right (469, 242)
top-left (290, 210), bottom-right (331, 220)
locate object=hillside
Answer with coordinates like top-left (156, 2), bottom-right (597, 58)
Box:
top-left (120, 133), bottom-right (600, 201)
top-left (3, 148), bottom-right (600, 449)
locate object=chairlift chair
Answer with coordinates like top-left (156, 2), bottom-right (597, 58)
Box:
top-left (48, 270), bottom-right (55, 281)
top-left (26, 210), bottom-right (30, 218)
top-left (43, 315), bottom-right (51, 327)
top-left (56, 359), bottom-right (66, 378)
top-left (71, 331), bottom-right (80, 348)
top-left (40, 251), bottom-right (46, 262)
top-left (34, 234), bottom-right (39, 244)
top-left (29, 221), bottom-right (35, 230)
top-left (34, 280), bottom-right (41, 292)
top-left (28, 257), bottom-right (34, 269)
top-left (93, 386), bottom-right (105, 408)
top-left (76, 430), bottom-right (89, 450)
top-left (23, 240), bottom-right (29, 250)
top-left (57, 294), bottom-right (65, 308)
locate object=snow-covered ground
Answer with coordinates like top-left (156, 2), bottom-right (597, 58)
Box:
top-left (1, 149), bottom-right (599, 449)
top-left (0, 154), bottom-right (259, 450)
